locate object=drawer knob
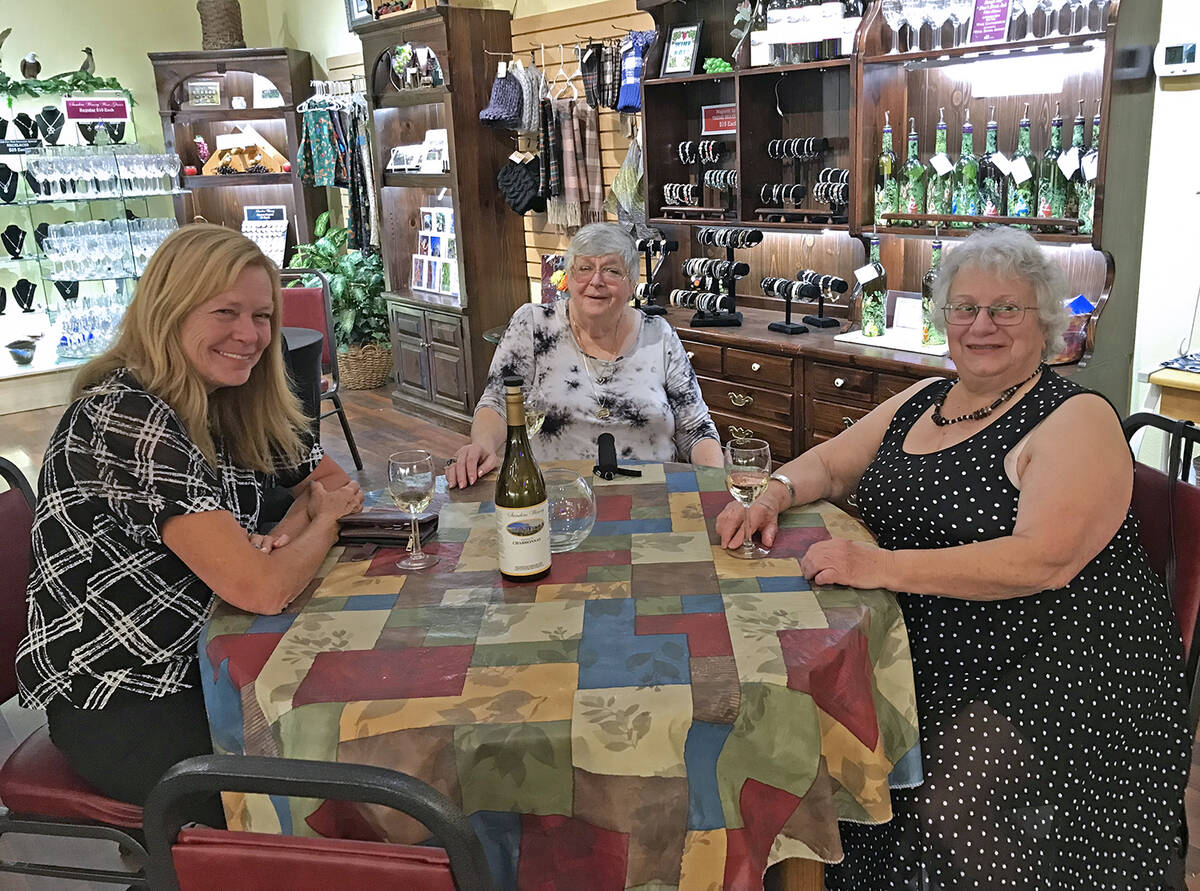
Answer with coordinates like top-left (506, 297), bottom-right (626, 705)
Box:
top-left (834, 377), bottom-right (846, 388)
top-left (729, 425), bottom-right (756, 440)
top-left (842, 416), bottom-right (856, 429)
top-left (686, 351), bottom-right (695, 361)
top-left (728, 391), bottom-right (754, 408)
top-left (751, 362), bottom-right (761, 372)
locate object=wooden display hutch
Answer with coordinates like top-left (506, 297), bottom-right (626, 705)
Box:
top-left (638, 0), bottom-right (1156, 461)
top-left (148, 48), bottom-right (328, 260)
top-left (356, 7), bottom-right (527, 432)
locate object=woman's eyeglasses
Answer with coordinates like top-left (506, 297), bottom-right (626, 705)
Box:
top-left (571, 263), bottom-right (628, 283)
top-left (942, 303), bottom-right (1035, 327)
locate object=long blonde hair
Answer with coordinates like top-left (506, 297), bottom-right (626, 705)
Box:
top-left (75, 224), bottom-right (310, 472)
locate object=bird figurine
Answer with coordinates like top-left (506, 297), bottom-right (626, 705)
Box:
top-left (79, 47), bottom-right (95, 75)
top-left (20, 52), bottom-right (40, 79)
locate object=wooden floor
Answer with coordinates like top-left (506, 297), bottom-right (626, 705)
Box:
top-left (2, 388), bottom-right (1200, 889)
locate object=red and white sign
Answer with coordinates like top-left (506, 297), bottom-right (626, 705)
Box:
top-left (701, 103), bottom-right (737, 136)
top-left (64, 97), bottom-right (130, 122)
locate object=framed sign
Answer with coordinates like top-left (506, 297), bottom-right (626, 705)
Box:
top-left (660, 22), bottom-right (703, 78)
top-left (186, 80), bottom-right (221, 107)
top-left (969, 0), bottom-right (1013, 44)
top-left (343, 0), bottom-right (372, 30)
top-left (701, 103), bottom-right (737, 135)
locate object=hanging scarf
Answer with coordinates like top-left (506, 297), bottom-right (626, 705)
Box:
top-left (601, 42), bottom-right (621, 110)
top-left (580, 43), bottom-right (603, 108)
top-left (539, 97), bottom-right (560, 200)
top-left (548, 99), bottom-right (581, 228)
top-left (577, 101), bottom-right (604, 221)
top-left (617, 30), bottom-right (657, 113)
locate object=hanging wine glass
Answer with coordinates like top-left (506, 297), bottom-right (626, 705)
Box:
top-left (881, 0), bottom-right (909, 53)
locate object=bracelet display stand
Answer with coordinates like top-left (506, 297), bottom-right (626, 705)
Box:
top-left (662, 140), bottom-right (735, 222)
top-left (799, 270), bottom-right (848, 329)
top-left (635, 237), bottom-right (676, 316)
top-left (768, 281), bottom-right (818, 335)
top-left (690, 227), bottom-right (763, 328)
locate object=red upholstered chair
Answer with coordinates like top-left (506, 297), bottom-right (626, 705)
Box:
top-left (280, 269), bottom-right (364, 470)
top-left (144, 755), bottom-right (495, 891)
top-left (0, 457), bottom-right (149, 886)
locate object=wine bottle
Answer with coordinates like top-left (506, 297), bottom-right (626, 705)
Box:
top-left (819, 0), bottom-right (843, 59)
top-left (875, 111), bottom-right (899, 228)
top-left (951, 108), bottom-right (979, 228)
top-left (1064, 98), bottom-right (1086, 221)
top-left (859, 236), bottom-right (887, 337)
top-left (1037, 101), bottom-right (1068, 224)
top-left (1006, 103), bottom-right (1038, 228)
top-left (1077, 100), bottom-right (1101, 235)
top-left (495, 376), bottom-right (551, 582)
top-left (897, 116), bottom-right (926, 229)
top-left (926, 107), bottom-right (953, 220)
top-left (767, 0), bottom-right (788, 65)
top-left (978, 105), bottom-right (1008, 218)
top-left (922, 240), bottom-right (947, 346)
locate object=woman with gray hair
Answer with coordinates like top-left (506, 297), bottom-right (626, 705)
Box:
top-left (717, 227), bottom-right (1189, 887)
top-left (447, 223), bottom-right (720, 486)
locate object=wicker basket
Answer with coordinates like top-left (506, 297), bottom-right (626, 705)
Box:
top-left (196, 0), bottom-right (246, 50)
top-left (338, 343), bottom-right (393, 390)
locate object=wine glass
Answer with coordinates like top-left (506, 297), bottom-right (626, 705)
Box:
top-left (881, 0), bottom-right (908, 53)
top-left (388, 449), bottom-right (439, 570)
top-left (724, 437), bottom-right (772, 560)
top-left (524, 393), bottom-right (546, 437)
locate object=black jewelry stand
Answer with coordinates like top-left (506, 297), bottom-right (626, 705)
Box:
top-left (0, 164), bottom-right (17, 204)
top-left (691, 250), bottom-right (748, 328)
top-left (2, 224), bottom-right (27, 260)
top-left (0, 287), bottom-right (6, 315)
top-left (768, 281), bottom-right (818, 335)
top-left (13, 279), bottom-right (36, 313)
top-left (801, 271), bottom-right (848, 329)
top-left (636, 238), bottom-right (675, 317)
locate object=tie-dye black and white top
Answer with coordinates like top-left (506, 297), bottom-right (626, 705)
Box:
top-left (477, 300), bottom-right (718, 463)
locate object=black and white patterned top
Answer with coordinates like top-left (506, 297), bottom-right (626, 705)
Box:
top-left (827, 370), bottom-right (1191, 889)
top-left (16, 369), bottom-right (322, 710)
top-left (477, 301), bottom-right (719, 463)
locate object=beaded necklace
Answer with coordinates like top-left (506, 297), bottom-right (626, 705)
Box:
top-left (931, 362), bottom-right (1045, 427)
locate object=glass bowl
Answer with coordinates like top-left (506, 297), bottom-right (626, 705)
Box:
top-left (544, 468), bottom-right (596, 553)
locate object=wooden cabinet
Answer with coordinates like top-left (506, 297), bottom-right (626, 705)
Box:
top-left (357, 7), bottom-right (525, 432)
top-left (388, 298), bottom-right (471, 414)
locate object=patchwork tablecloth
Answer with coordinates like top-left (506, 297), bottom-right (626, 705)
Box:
top-left (201, 462), bottom-right (921, 889)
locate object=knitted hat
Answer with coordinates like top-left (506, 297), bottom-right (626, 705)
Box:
top-left (479, 73), bottom-right (524, 130)
top-left (497, 158), bottom-right (546, 215)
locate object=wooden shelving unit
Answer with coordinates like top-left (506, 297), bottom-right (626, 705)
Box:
top-left (148, 47), bottom-right (329, 262)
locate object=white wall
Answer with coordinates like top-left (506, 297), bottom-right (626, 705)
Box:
top-left (1131, 0), bottom-right (1200, 414)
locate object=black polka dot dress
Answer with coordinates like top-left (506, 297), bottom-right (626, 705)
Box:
top-left (826, 370), bottom-right (1191, 891)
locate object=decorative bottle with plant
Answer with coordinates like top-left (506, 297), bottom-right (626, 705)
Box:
top-left (951, 108), bottom-right (979, 228)
top-left (1006, 103), bottom-right (1037, 228)
top-left (897, 116), bottom-right (925, 229)
top-left (859, 235), bottom-right (888, 337)
top-left (922, 239), bottom-right (947, 346)
top-left (926, 107), bottom-right (953, 219)
top-left (1077, 100), bottom-right (1101, 235)
top-left (875, 111), bottom-right (899, 228)
top-left (978, 105), bottom-right (1007, 218)
top-left (1037, 101), bottom-right (1068, 224)
top-left (1064, 98), bottom-right (1086, 221)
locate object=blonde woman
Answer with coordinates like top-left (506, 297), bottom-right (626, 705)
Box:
top-left (16, 225), bottom-right (363, 820)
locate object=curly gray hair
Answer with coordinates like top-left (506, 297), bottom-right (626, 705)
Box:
top-left (929, 227), bottom-right (1071, 360)
top-left (564, 223), bottom-right (641, 287)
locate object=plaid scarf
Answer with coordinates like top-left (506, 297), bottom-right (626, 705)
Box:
top-left (601, 42), bottom-right (621, 110)
top-left (617, 31), bottom-right (656, 114)
top-left (549, 99), bottom-right (582, 228)
top-left (539, 98), bottom-right (559, 199)
top-left (580, 43), bottom-right (603, 108)
top-left (577, 101), bottom-right (604, 221)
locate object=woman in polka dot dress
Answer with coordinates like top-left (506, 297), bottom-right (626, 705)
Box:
top-left (717, 227), bottom-right (1190, 889)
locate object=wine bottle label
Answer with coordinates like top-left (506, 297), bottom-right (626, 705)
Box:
top-left (929, 153), bottom-right (954, 176)
top-left (497, 501), bottom-right (551, 577)
top-left (1009, 156), bottom-right (1033, 184)
top-left (1057, 147), bottom-right (1080, 179)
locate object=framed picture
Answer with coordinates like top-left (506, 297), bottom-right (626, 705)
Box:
top-left (343, 0), bottom-right (372, 30)
top-left (425, 259), bottom-right (438, 291)
top-left (411, 256), bottom-right (425, 288)
top-left (446, 237), bottom-right (457, 260)
top-left (439, 260), bottom-right (453, 294)
top-left (429, 235), bottom-right (442, 257)
top-left (660, 22), bottom-right (702, 78)
top-left (419, 234), bottom-right (431, 255)
top-left (420, 210), bottom-right (434, 231)
top-left (434, 210), bottom-right (448, 233)
top-left (186, 80), bottom-right (221, 107)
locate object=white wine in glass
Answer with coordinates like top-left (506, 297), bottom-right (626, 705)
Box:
top-left (387, 449), bottom-right (439, 570)
top-left (724, 437), bottom-right (772, 560)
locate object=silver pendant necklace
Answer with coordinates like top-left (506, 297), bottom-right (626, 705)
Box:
top-left (570, 309), bottom-right (624, 421)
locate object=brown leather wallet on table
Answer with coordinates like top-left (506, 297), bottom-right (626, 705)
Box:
top-left (336, 508), bottom-right (439, 547)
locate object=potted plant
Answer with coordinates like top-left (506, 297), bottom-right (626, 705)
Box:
top-left (288, 212), bottom-right (391, 390)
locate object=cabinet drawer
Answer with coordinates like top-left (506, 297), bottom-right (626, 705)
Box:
top-left (426, 313), bottom-right (463, 349)
top-left (809, 362), bottom-right (875, 405)
top-left (711, 410), bottom-right (794, 461)
top-left (726, 349), bottom-right (793, 387)
top-left (681, 340), bottom-right (721, 375)
top-left (698, 375), bottom-right (793, 425)
top-left (876, 372), bottom-right (919, 403)
top-left (390, 306), bottom-right (423, 339)
top-left (809, 399), bottom-right (871, 437)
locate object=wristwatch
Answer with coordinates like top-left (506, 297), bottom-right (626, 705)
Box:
top-left (768, 471), bottom-right (796, 505)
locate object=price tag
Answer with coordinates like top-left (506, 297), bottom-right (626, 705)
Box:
top-left (990, 151), bottom-right (1011, 177)
top-left (930, 153), bottom-right (953, 177)
top-left (512, 58), bottom-right (524, 71)
top-left (1082, 153), bottom-right (1099, 182)
top-left (1009, 156), bottom-right (1033, 184)
top-left (1057, 147), bottom-right (1079, 179)
top-left (509, 150), bottom-right (525, 163)
top-left (892, 296), bottom-right (923, 331)
top-left (582, 47), bottom-right (594, 63)
top-left (854, 263), bottom-right (879, 286)
top-left (497, 60), bottom-right (508, 78)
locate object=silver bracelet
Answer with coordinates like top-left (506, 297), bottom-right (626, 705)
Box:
top-left (768, 471), bottom-right (796, 505)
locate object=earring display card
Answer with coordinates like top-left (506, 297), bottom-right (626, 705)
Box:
top-left (414, 206), bottom-right (459, 297)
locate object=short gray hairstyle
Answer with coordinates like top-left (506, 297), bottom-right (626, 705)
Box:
top-left (564, 223), bottom-right (640, 287)
top-left (929, 227), bottom-right (1071, 360)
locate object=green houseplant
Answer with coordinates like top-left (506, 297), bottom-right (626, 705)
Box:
top-left (288, 212), bottom-right (391, 389)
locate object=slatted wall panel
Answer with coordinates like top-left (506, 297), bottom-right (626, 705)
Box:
top-left (511, 0), bottom-right (654, 298)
